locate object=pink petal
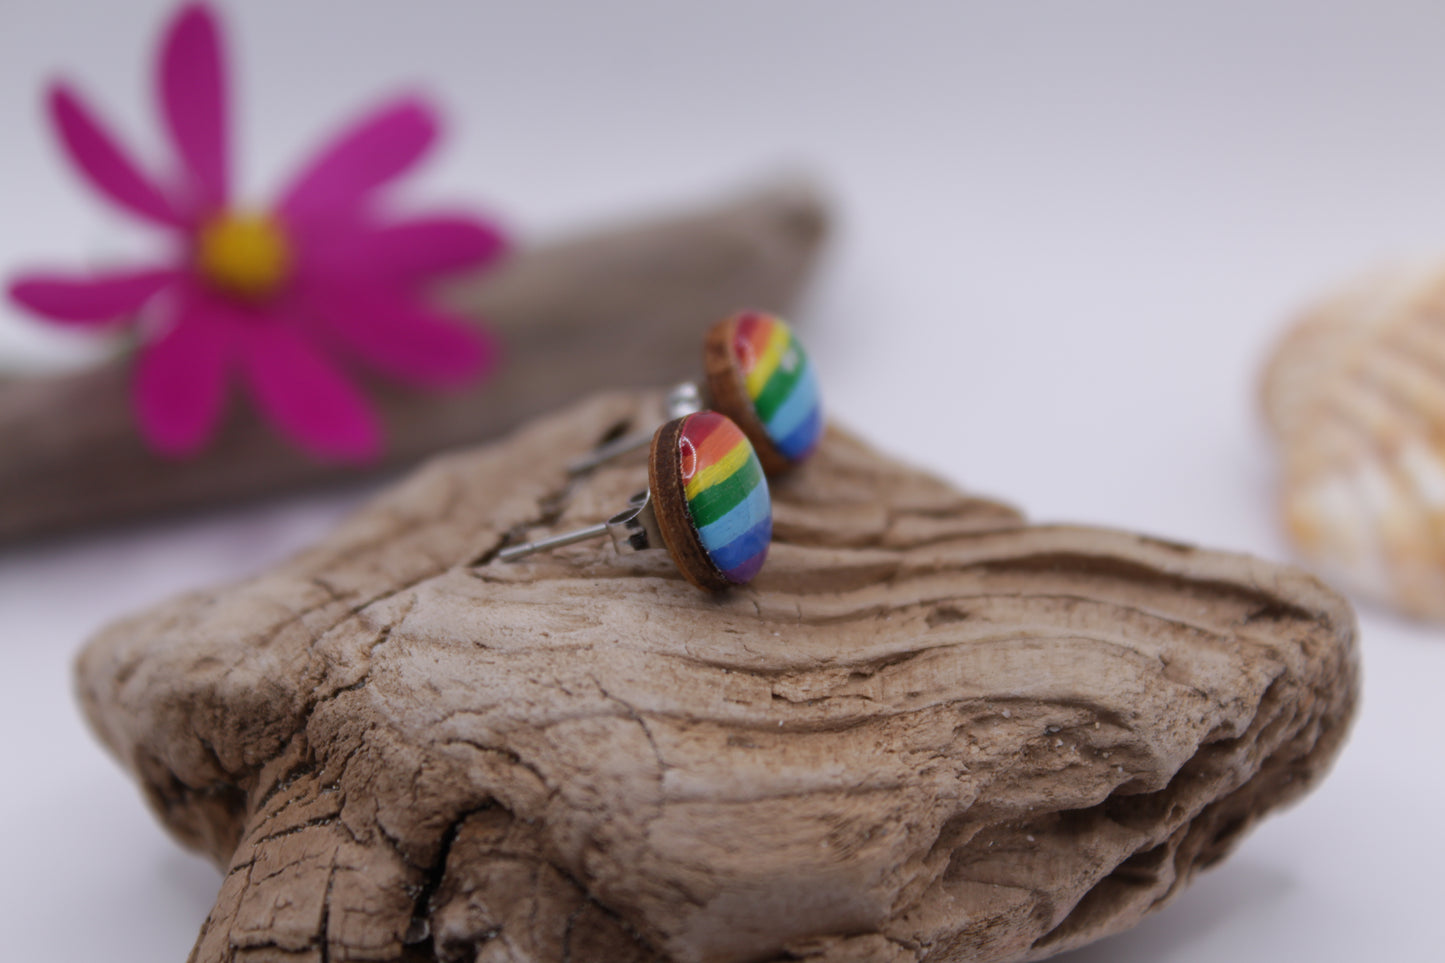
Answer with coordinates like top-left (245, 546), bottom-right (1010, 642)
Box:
top-left (48, 84), bottom-right (183, 227)
top-left (9, 267), bottom-right (176, 324)
top-left (300, 283), bottom-right (496, 388)
top-left (158, 3), bottom-right (229, 212)
top-left (238, 321), bottom-right (382, 461)
top-left (294, 212), bottom-right (509, 285)
top-left (135, 295), bottom-right (231, 457)
top-left (278, 97), bottom-right (439, 221)
top-left (337, 214), bottom-right (509, 282)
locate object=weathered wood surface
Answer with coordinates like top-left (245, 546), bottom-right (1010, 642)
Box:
top-left (77, 392), bottom-right (1359, 963)
top-left (0, 178), bottom-right (827, 543)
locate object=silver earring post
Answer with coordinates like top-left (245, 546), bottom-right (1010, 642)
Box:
top-left (566, 382), bottom-right (704, 475)
top-left (497, 491), bottom-right (663, 562)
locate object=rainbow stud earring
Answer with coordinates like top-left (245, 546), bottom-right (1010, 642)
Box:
top-left (501, 411), bottom-right (772, 590)
top-left (569, 311), bottom-right (822, 477)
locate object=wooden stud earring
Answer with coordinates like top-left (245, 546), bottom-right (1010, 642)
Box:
top-left (569, 311), bottom-right (823, 477)
top-left (500, 411), bottom-right (772, 590)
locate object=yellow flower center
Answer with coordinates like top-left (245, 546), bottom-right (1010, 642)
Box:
top-left (197, 211), bottom-right (290, 300)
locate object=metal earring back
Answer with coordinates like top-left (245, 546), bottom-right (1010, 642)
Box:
top-left (568, 311), bottom-right (823, 477)
top-left (501, 411), bottom-right (773, 591)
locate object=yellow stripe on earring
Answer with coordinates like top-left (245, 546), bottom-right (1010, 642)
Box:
top-left (685, 438), bottom-right (751, 499)
top-left (744, 325), bottom-right (792, 398)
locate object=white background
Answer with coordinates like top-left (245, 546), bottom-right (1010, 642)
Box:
top-left (1, 1), bottom-right (1442, 960)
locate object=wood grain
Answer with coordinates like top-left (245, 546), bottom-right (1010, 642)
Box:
top-left (76, 391), bottom-right (1358, 963)
top-left (0, 178), bottom-right (827, 544)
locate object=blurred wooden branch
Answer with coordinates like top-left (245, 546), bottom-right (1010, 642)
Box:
top-left (0, 177), bottom-right (829, 543)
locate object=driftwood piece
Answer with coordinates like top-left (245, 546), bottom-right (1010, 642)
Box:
top-left (76, 392), bottom-right (1359, 963)
top-left (0, 178), bottom-right (827, 544)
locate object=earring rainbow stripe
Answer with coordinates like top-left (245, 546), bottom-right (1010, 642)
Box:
top-left (675, 411), bottom-right (772, 584)
top-left (501, 409), bottom-right (772, 592)
top-left (704, 312), bottom-right (823, 474)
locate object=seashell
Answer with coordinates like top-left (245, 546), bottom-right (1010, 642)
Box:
top-left (1262, 261), bottom-right (1445, 620)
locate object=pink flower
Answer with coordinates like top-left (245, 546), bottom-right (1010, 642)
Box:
top-left (7, 3), bottom-right (507, 461)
